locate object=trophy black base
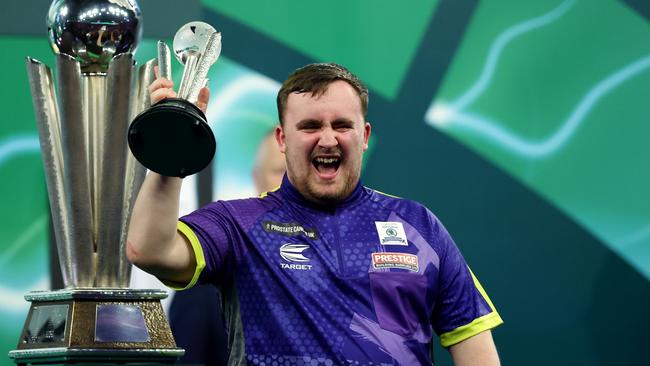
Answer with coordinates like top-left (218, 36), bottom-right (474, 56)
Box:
top-left (128, 98), bottom-right (216, 178)
top-left (8, 289), bottom-right (184, 365)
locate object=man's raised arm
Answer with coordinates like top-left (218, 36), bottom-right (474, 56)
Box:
top-left (126, 76), bottom-right (210, 286)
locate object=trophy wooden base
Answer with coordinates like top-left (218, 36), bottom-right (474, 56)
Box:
top-left (8, 289), bottom-right (184, 365)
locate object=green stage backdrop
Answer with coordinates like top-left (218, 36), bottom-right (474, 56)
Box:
top-left (0, 0), bottom-right (648, 364)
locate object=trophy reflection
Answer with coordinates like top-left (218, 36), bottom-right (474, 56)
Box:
top-left (129, 21), bottom-right (221, 178)
top-left (9, 0), bottom-right (183, 363)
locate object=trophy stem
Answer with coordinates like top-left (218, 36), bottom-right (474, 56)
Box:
top-left (121, 59), bottom-right (156, 276)
top-left (132, 59), bottom-right (158, 117)
top-left (83, 74), bottom-right (106, 256)
top-left (157, 40), bottom-right (172, 80)
top-left (56, 54), bottom-right (94, 288)
top-left (94, 54), bottom-right (135, 287)
top-left (186, 31), bottom-right (221, 103)
top-left (178, 53), bottom-right (198, 99)
top-left (26, 58), bottom-right (73, 287)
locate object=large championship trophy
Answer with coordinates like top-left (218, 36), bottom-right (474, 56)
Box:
top-left (9, 0), bottom-right (184, 363)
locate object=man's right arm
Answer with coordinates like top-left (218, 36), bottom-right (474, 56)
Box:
top-left (126, 172), bottom-right (197, 285)
top-left (126, 76), bottom-right (210, 286)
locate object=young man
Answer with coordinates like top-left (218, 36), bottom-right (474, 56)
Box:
top-left (128, 63), bottom-right (503, 365)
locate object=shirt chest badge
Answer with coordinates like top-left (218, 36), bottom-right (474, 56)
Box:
top-left (371, 252), bottom-right (419, 272)
top-left (263, 220), bottom-right (319, 239)
top-left (375, 221), bottom-right (408, 246)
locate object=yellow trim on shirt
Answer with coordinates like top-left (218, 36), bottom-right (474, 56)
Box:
top-left (439, 268), bottom-right (503, 347)
top-left (440, 311), bottom-right (503, 348)
top-left (160, 221), bottom-right (207, 290)
top-left (371, 189), bottom-right (401, 199)
top-left (259, 185), bottom-right (281, 198)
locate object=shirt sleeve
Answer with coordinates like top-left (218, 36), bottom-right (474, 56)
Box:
top-left (173, 201), bottom-right (239, 289)
top-left (429, 215), bottom-right (503, 347)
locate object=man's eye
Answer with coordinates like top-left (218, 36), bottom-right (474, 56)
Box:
top-left (300, 126), bottom-right (319, 131)
top-left (296, 120), bottom-right (321, 130)
top-left (333, 124), bottom-right (353, 131)
top-left (332, 119), bottom-right (355, 130)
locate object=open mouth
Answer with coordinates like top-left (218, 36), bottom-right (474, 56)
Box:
top-left (312, 156), bottom-right (341, 177)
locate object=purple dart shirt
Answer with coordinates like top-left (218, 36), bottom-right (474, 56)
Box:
top-left (176, 175), bottom-right (502, 365)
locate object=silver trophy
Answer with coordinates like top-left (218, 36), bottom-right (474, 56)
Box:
top-left (9, 0), bottom-right (183, 363)
top-left (129, 21), bottom-right (222, 177)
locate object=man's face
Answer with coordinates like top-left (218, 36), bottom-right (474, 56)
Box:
top-left (276, 80), bottom-right (371, 205)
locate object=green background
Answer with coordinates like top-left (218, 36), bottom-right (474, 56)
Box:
top-left (1, 0), bottom-right (648, 364)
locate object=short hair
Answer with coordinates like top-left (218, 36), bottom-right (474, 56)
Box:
top-left (276, 63), bottom-right (369, 125)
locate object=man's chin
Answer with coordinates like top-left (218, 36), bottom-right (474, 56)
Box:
top-left (305, 181), bottom-right (350, 205)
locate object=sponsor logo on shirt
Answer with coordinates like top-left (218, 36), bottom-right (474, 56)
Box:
top-left (264, 221), bottom-right (319, 239)
top-left (371, 252), bottom-right (419, 272)
top-left (375, 221), bottom-right (408, 246)
top-left (279, 243), bottom-right (312, 271)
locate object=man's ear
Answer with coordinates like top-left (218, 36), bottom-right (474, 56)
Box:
top-left (275, 124), bottom-right (286, 153)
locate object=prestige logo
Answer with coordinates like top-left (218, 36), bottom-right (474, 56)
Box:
top-left (371, 252), bottom-right (419, 272)
top-left (279, 243), bottom-right (312, 271)
top-left (263, 221), bottom-right (319, 239)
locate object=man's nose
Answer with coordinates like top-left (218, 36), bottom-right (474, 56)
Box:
top-left (318, 128), bottom-right (338, 147)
